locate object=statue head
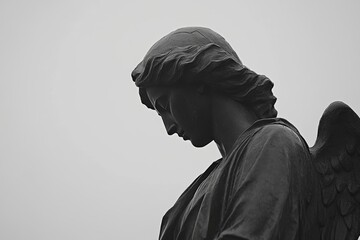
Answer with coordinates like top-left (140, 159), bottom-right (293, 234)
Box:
top-left (131, 27), bottom-right (277, 146)
top-left (132, 27), bottom-right (277, 118)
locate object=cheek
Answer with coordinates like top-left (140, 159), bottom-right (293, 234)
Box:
top-left (172, 100), bottom-right (207, 135)
top-left (168, 89), bottom-right (212, 142)
top-left (171, 102), bottom-right (194, 126)
top-left (169, 95), bottom-right (196, 128)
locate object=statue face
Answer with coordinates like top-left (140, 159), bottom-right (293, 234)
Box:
top-left (146, 85), bottom-right (213, 147)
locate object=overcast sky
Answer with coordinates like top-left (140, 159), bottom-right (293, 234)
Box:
top-left (1, 1), bottom-right (360, 239)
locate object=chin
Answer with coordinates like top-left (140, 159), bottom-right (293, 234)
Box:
top-left (190, 138), bottom-right (212, 148)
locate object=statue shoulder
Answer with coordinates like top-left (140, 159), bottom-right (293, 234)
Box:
top-left (230, 119), bottom-right (312, 170)
top-left (249, 118), bottom-right (308, 151)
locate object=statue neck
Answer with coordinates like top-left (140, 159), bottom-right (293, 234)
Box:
top-left (211, 95), bottom-right (258, 158)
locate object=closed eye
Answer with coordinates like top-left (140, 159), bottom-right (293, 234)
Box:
top-left (155, 105), bottom-right (167, 116)
top-left (154, 96), bottom-right (169, 115)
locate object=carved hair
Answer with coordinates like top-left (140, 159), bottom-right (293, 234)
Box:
top-left (131, 27), bottom-right (277, 119)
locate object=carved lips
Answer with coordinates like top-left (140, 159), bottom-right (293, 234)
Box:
top-left (177, 130), bottom-right (190, 140)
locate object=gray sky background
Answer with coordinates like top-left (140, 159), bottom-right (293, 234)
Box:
top-left (1, 1), bottom-right (360, 239)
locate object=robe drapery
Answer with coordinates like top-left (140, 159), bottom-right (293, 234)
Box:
top-left (159, 118), bottom-right (313, 240)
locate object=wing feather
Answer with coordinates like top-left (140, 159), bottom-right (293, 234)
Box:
top-left (334, 218), bottom-right (348, 240)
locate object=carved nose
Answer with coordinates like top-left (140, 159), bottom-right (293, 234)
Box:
top-left (166, 124), bottom-right (177, 135)
top-left (161, 114), bottom-right (177, 135)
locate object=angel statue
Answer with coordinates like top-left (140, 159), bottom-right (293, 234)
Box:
top-left (131, 27), bottom-right (360, 240)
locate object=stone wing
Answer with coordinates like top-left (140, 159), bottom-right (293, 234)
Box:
top-left (310, 101), bottom-right (360, 240)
